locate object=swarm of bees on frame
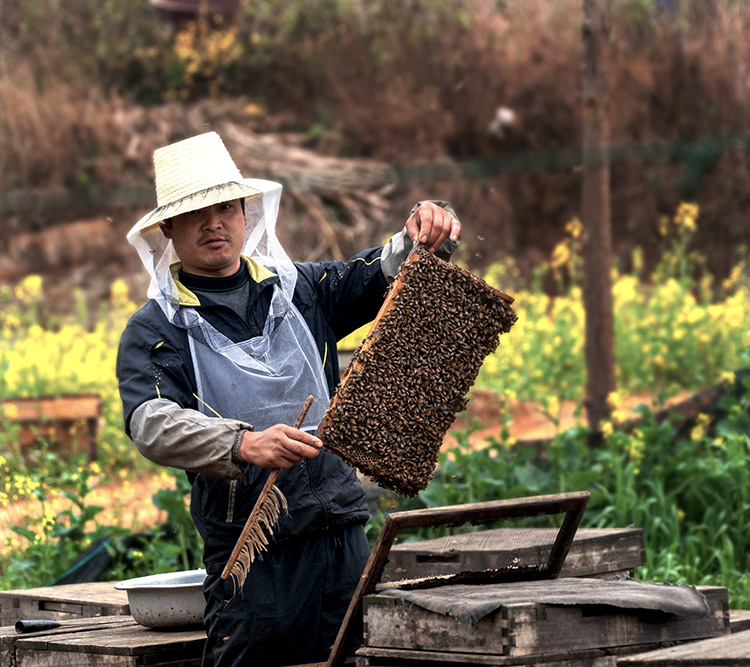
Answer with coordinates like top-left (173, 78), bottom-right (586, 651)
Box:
top-left (318, 246), bottom-right (518, 497)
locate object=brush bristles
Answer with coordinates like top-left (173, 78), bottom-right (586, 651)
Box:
top-left (228, 485), bottom-right (288, 592)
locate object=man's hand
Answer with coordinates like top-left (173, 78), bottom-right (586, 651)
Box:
top-left (240, 426), bottom-right (323, 469)
top-left (404, 201), bottom-right (461, 254)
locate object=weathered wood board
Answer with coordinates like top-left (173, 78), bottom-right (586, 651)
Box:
top-left (355, 642), bottom-right (695, 667)
top-left (1, 617), bottom-right (132, 667)
top-left (363, 582), bottom-right (728, 660)
top-left (617, 627), bottom-right (750, 665)
top-left (381, 528), bottom-right (646, 584)
top-left (0, 616), bottom-right (205, 666)
top-left (0, 581), bottom-right (130, 626)
top-left (1, 393), bottom-right (101, 462)
top-left (730, 609), bottom-right (750, 633)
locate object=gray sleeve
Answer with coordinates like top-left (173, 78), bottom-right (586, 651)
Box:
top-left (129, 398), bottom-right (251, 480)
top-left (380, 200), bottom-right (462, 283)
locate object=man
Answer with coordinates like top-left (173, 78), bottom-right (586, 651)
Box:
top-left (117, 131), bottom-right (460, 666)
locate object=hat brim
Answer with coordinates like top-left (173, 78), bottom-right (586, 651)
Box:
top-left (136, 180), bottom-right (263, 233)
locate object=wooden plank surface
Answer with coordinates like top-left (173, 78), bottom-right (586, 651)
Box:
top-left (2, 615), bottom-right (327, 666)
top-left (1, 615), bottom-right (205, 666)
top-left (382, 528), bottom-right (646, 583)
top-left (16, 649), bottom-right (201, 666)
top-left (1, 394), bottom-right (101, 421)
top-left (0, 581), bottom-right (129, 626)
top-left (15, 620), bottom-right (205, 654)
top-left (363, 584), bottom-right (728, 658)
top-left (1, 617), bottom-right (133, 667)
top-left (617, 627), bottom-right (750, 665)
top-left (355, 641), bottom-right (698, 667)
top-left (730, 609), bottom-right (750, 633)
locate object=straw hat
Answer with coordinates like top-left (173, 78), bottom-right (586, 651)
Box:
top-left (136, 132), bottom-right (261, 232)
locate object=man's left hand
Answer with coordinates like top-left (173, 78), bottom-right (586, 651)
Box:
top-left (405, 201), bottom-right (461, 254)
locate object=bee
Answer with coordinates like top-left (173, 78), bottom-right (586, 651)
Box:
top-left (318, 247), bottom-right (517, 497)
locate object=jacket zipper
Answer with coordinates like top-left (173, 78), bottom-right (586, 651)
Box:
top-left (226, 479), bottom-right (237, 522)
top-left (306, 457), bottom-right (330, 529)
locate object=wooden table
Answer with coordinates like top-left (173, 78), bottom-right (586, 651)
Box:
top-left (0, 581), bottom-right (130, 627)
top-left (0, 616), bottom-right (206, 666)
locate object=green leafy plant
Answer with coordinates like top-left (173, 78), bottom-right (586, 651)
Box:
top-left (368, 375), bottom-right (750, 609)
top-left (0, 457), bottom-right (128, 588)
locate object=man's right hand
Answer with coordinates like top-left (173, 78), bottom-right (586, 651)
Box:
top-left (240, 426), bottom-right (323, 469)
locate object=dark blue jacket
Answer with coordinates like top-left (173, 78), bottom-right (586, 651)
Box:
top-left (117, 247), bottom-right (388, 571)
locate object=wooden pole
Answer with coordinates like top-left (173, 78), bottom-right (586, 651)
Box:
top-left (581, 0), bottom-right (615, 436)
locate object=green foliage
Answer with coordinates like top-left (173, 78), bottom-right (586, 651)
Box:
top-left (368, 375), bottom-right (750, 609)
top-left (0, 457), bottom-right (128, 588)
top-left (0, 460), bottom-right (202, 589)
top-left (477, 203), bottom-right (750, 406)
top-left (105, 470), bottom-right (203, 580)
top-left (2, 202), bottom-right (748, 605)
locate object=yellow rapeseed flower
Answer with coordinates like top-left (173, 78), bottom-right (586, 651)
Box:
top-left (627, 437), bottom-right (645, 462)
top-left (14, 274), bottom-right (43, 301)
top-left (550, 242), bottom-right (570, 269)
top-left (720, 371), bottom-right (736, 385)
top-left (722, 266), bottom-right (742, 292)
top-left (565, 217), bottom-right (583, 240)
top-left (606, 391), bottom-right (622, 409)
top-left (690, 413), bottom-right (711, 441)
top-left (658, 215), bottom-right (669, 236)
top-left (612, 408), bottom-right (628, 422)
top-left (2, 403), bottom-right (19, 420)
top-left (673, 202), bottom-right (699, 234)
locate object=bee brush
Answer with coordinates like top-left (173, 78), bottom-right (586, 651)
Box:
top-left (221, 395), bottom-right (315, 590)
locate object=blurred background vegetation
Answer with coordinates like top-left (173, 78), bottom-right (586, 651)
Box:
top-left (3, 0), bottom-right (750, 279)
top-left (1, 0), bottom-right (750, 609)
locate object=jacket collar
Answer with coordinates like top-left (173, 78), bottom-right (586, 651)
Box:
top-left (169, 256), bottom-right (278, 307)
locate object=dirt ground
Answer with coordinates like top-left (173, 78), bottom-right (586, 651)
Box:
top-left (444, 390), bottom-right (690, 449)
top-left (0, 473), bottom-right (173, 551)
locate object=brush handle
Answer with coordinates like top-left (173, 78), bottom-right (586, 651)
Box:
top-left (220, 395), bottom-right (315, 581)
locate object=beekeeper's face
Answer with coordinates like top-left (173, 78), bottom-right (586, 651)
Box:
top-left (160, 199), bottom-right (247, 277)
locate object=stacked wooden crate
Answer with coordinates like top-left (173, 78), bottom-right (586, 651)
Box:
top-left (357, 528), bottom-right (731, 666)
top-left (358, 580), bottom-right (729, 666)
top-left (381, 527), bottom-right (646, 583)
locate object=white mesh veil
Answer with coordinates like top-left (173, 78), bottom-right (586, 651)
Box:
top-left (126, 176), bottom-right (331, 431)
top-left (126, 177), bottom-right (294, 324)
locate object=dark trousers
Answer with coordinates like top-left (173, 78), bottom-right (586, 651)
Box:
top-left (201, 523), bottom-right (370, 667)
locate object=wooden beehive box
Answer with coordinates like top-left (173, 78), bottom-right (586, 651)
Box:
top-left (382, 527), bottom-right (647, 584)
top-left (0, 393), bottom-right (101, 463)
top-left (359, 579), bottom-right (729, 666)
top-left (319, 247), bottom-right (517, 497)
